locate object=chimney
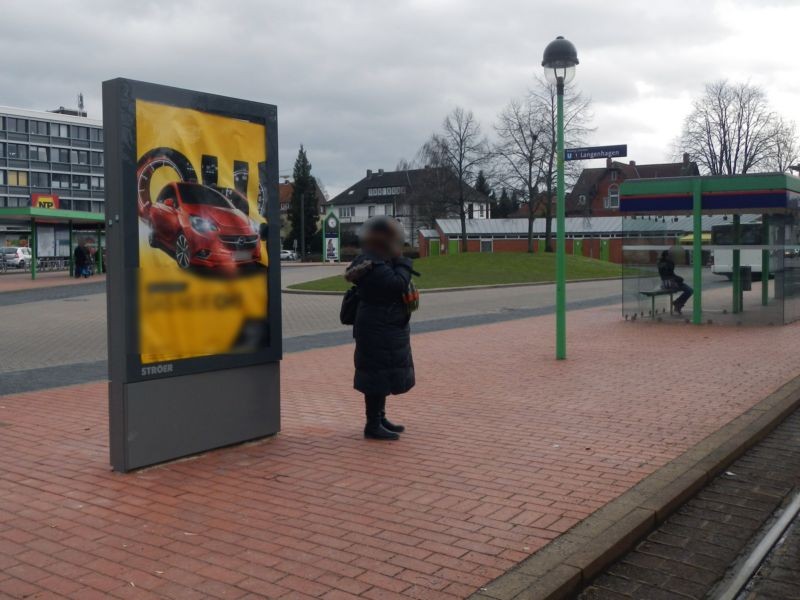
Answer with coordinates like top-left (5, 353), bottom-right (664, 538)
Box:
top-left (682, 152), bottom-right (690, 166)
top-left (629, 160), bottom-right (636, 166)
top-left (366, 169), bottom-right (373, 179)
top-left (378, 168), bottom-right (384, 176)
top-left (606, 157), bottom-right (612, 168)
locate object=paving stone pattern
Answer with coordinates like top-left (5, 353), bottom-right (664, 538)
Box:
top-left (580, 409), bottom-right (800, 600)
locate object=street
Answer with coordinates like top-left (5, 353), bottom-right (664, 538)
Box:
top-left (0, 265), bottom-right (622, 388)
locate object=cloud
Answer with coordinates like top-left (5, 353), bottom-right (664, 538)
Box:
top-left (0, 0), bottom-right (797, 195)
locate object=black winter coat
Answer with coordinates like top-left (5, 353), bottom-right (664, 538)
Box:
top-left (346, 253), bottom-right (416, 396)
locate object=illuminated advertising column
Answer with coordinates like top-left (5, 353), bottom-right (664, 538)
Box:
top-left (103, 79), bottom-right (281, 471)
top-left (323, 212), bottom-right (340, 263)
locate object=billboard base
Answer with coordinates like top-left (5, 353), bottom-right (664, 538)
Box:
top-left (110, 362), bottom-right (280, 472)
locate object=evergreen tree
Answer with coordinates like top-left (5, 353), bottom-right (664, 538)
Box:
top-left (288, 145), bottom-right (319, 256)
top-left (474, 169), bottom-right (492, 197)
top-left (493, 187), bottom-right (515, 218)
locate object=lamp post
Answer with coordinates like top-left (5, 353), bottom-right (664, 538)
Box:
top-left (542, 35), bottom-right (579, 360)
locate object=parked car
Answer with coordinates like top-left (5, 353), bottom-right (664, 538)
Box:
top-left (1, 246), bottom-right (32, 269)
top-left (147, 182), bottom-right (261, 270)
top-left (280, 249), bottom-right (297, 261)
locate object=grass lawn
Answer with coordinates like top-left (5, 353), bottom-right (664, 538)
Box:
top-left (288, 252), bottom-right (622, 292)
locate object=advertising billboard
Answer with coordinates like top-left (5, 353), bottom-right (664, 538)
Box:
top-left (135, 100), bottom-right (271, 367)
top-left (323, 212), bottom-right (340, 262)
top-left (104, 79), bottom-right (281, 471)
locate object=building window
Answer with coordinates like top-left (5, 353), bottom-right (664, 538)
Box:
top-left (70, 150), bottom-right (89, 165)
top-left (479, 204), bottom-right (484, 217)
top-left (29, 146), bottom-right (48, 162)
top-left (29, 121), bottom-right (49, 135)
top-left (31, 172), bottom-right (50, 187)
top-left (468, 203), bottom-right (474, 219)
top-left (0, 143), bottom-right (4, 158)
top-left (5, 118), bottom-right (27, 133)
top-left (71, 126), bottom-right (89, 140)
top-left (52, 148), bottom-right (70, 164)
top-left (52, 174), bottom-right (70, 189)
top-left (480, 240), bottom-right (493, 253)
top-left (338, 206), bottom-right (355, 218)
top-left (7, 171), bottom-right (28, 186)
top-left (610, 170), bottom-right (618, 181)
top-left (606, 184), bottom-right (620, 209)
top-left (72, 175), bottom-right (89, 190)
top-left (90, 152), bottom-right (104, 167)
top-left (368, 205), bottom-right (376, 217)
top-left (7, 144), bottom-right (28, 160)
top-left (90, 128), bottom-right (103, 142)
top-left (91, 176), bottom-right (104, 191)
top-left (0, 171), bottom-right (4, 185)
top-left (54, 124), bottom-right (69, 138)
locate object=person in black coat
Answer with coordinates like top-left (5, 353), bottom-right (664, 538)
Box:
top-left (344, 216), bottom-right (416, 440)
top-left (657, 250), bottom-right (692, 314)
top-left (73, 238), bottom-right (88, 279)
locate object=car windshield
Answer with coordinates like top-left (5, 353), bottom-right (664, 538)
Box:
top-left (178, 184), bottom-right (234, 209)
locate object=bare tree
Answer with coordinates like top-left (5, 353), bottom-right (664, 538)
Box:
top-left (421, 107), bottom-right (490, 252)
top-left (769, 117), bottom-right (800, 173)
top-left (494, 98), bottom-right (548, 252)
top-left (528, 76), bottom-right (593, 252)
top-left (679, 80), bottom-right (797, 175)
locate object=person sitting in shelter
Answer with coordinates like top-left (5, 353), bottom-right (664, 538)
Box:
top-left (658, 250), bottom-right (692, 315)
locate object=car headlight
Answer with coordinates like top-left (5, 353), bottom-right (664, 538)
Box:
top-left (250, 220), bottom-right (260, 235)
top-left (190, 216), bottom-right (218, 233)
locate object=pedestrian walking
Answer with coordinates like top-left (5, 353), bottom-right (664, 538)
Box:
top-left (341, 216), bottom-right (419, 440)
top-left (73, 238), bottom-right (89, 278)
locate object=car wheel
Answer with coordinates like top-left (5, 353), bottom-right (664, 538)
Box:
top-left (175, 233), bottom-right (191, 270)
top-left (148, 230), bottom-right (157, 248)
top-left (18, 261), bottom-right (24, 269)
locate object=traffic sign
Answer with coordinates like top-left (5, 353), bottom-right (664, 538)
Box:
top-left (565, 144), bottom-right (627, 161)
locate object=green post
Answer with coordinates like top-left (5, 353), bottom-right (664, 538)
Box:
top-left (30, 218), bottom-right (37, 281)
top-left (691, 178), bottom-right (702, 324)
top-left (555, 80), bottom-right (566, 359)
top-left (68, 220), bottom-right (74, 277)
top-left (762, 217), bottom-right (769, 306)
top-left (732, 214), bottom-right (741, 313)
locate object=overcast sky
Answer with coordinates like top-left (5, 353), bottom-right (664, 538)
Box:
top-left (1, 0), bottom-right (798, 196)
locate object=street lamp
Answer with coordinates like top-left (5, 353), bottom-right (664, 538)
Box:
top-left (542, 35), bottom-right (578, 360)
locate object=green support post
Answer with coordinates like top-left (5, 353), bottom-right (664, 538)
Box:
top-left (762, 217), bottom-right (769, 306)
top-left (68, 220), bottom-right (74, 277)
top-left (555, 81), bottom-right (566, 359)
top-left (732, 214), bottom-right (741, 313)
top-left (30, 219), bottom-right (37, 281)
top-left (691, 179), bottom-right (702, 324)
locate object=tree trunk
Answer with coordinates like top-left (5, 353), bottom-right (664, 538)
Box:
top-left (527, 184), bottom-right (535, 253)
top-left (459, 206), bottom-right (468, 253)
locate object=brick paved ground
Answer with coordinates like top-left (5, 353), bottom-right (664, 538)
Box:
top-left (2, 305), bottom-right (800, 599)
top-left (580, 408), bottom-right (800, 600)
top-left (0, 271), bottom-right (105, 293)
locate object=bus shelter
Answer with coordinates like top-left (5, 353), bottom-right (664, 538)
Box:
top-left (620, 173), bottom-right (800, 326)
top-left (0, 206), bottom-right (105, 279)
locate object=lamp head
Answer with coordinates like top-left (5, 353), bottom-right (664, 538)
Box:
top-left (542, 36), bottom-right (579, 84)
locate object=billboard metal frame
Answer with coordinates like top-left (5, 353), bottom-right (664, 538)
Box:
top-left (103, 78), bottom-right (282, 471)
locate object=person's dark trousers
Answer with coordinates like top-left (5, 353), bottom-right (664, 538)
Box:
top-left (364, 394), bottom-right (398, 440)
top-left (675, 282), bottom-right (693, 309)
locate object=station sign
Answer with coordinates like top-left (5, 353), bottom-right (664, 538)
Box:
top-left (565, 145), bottom-right (627, 161)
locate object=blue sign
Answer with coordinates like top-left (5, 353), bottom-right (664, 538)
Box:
top-left (565, 144), bottom-right (627, 161)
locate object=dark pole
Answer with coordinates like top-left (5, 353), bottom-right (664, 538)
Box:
top-left (300, 191), bottom-right (306, 261)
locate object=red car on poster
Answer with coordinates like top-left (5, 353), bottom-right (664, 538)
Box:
top-left (147, 182), bottom-right (261, 270)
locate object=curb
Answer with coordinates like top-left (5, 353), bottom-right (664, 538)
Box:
top-left (469, 374), bottom-right (800, 600)
top-left (282, 276), bottom-right (622, 296)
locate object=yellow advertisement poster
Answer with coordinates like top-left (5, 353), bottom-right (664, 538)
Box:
top-left (135, 100), bottom-right (269, 365)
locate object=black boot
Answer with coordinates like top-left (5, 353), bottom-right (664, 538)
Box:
top-left (381, 413), bottom-right (405, 433)
top-left (364, 395), bottom-right (399, 440)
